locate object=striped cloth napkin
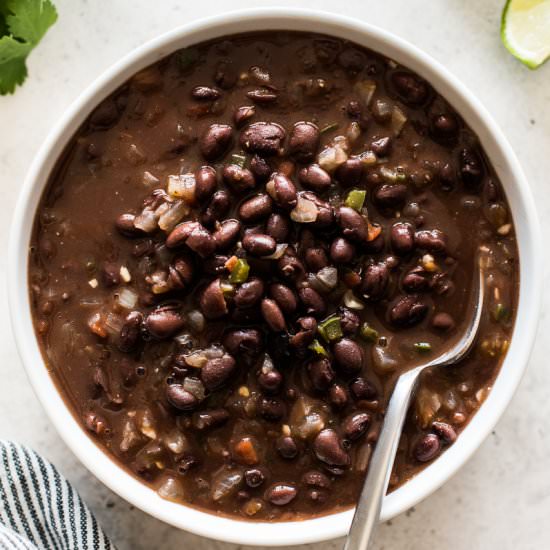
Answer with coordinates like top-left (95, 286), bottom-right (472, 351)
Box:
top-left (0, 441), bottom-right (114, 550)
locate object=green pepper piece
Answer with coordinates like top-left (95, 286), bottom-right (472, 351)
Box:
top-left (414, 342), bottom-right (432, 353)
top-left (228, 259), bottom-right (250, 283)
top-left (345, 189), bottom-right (367, 211)
top-left (308, 339), bottom-right (328, 356)
top-left (230, 153), bottom-right (247, 168)
top-left (492, 303), bottom-right (510, 323)
top-left (318, 316), bottom-right (343, 342)
top-left (360, 323), bottom-right (379, 343)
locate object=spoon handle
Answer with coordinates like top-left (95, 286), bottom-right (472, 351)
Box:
top-left (344, 366), bottom-right (422, 550)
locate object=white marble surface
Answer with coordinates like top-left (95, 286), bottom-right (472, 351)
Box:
top-left (0, 1), bottom-right (549, 548)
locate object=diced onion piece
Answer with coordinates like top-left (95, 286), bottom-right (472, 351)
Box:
top-left (317, 136), bottom-right (349, 172)
top-left (391, 105), bottom-right (408, 136)
top-left (143, 171), bottom-right (160, 186)
top-left (134, 208), bottom-right (157, 233)
top-left (139, 409), bottom-right (157, 439)
top-left (211, 472), bottom-right (243, 502)
top-left (186, 310), bottom-right (205, 333)
top-left (293, 412), bottom-right (325, 440)
top-left (262, 243), bottom-right (288, 260)
top-left (354, 79), bottom-right (377, 106)
top-left (183, 351), bottom-right (207, 368)
top-left (372, 344), bottom-right (398, 373)
top-left (104, 313), bottom-right (123, 335)
top-left (117, 288), bottom-right (138, 309)
top-left (203, 345), bottom-right (225, 360)
top-left (183, 377), bottom-right (205, 401)
top-left (346, 121), bottom-right (362, 143)
top-left (158, 200), bottom-right (189, 232)
top-left (316, 266), bottom-right (338, 290)
top-left (355, 442), bottom-right (373, 472)
top-left (157, 476), bottom-right (185, 502)
top-left (164, 431), bottom-right (188, 454)
top-left (167, 173), bottom-right (196, 203)
top-left (415, 387), bottom-right (442, 429)
top-left (343, 289), bottom-right (365, 310)
top-left (357, 150), bottom-right (377, 166)
top-left (290, 197), bottom-right (318, 223)
top-left (120, 419), bottom-right (141, 452)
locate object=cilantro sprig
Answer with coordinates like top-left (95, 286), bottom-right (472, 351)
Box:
top-left (0, 0), bottom-right (57, 94)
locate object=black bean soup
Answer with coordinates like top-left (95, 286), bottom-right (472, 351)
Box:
top-left (29, 32), bottom-right (518, 520)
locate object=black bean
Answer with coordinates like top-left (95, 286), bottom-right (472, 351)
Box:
top-left (201, 354), bottom-right (237, 390)
top-left (240, 122), bottom-right (286, 156)
top-left (391, 71), bottom-right (429, 105)
top-left (195, 166), bottom-right (217, 203)
top-left (257, 368), bottom-right (282, 394)
top-left (298, 287), bottom-right (326, 317)
top-left (222, 164), bottom-right (256, 194)
top-left (200, 279), bottom-right (228, 319)
top-left (166, 221), bottom-right (216, 258)
top-left (335, 158), bottom-right (363, 187)
top-left (308, 357), bottom-right (335, 391)
top-left (242, 233), bottom-right (276, 257)
top-left (223, 328), bottom-right (263, 359)
top-left (118, 311), bottom-right (143, 352)
top-left (101, 262), bottom-right (120, 287)
top-left (389, 295), bottom-right (428, 327)
top-left (302, 191), bottom-right (335, 229)
top-left (288, 122), bottom-right (320, 162)
top-left (247, 88), bottom-right (278, 104)
top-left (265, 483), bottom-right (297, 506)
top-left (192, 408), bottom-right (230, 430)
top-left (413, 433), bottom-right (441, 462)
top-left (115, 213), bottom-right (143, 237)
top-left (201, 190), bottom-right (231, 226)
top-left (244, 468), bottom-right (266, 488)
top-left (265, 213), bottom-right (290, 243)
top-left (432, 312), bottom-right (455, 331)
top-left (305, 247), bottom-right (329, 272)
top-left (277, 250), bottom-right (306, 282)
top-left (203, 254), bottom-right (229, 276)
top-left (338, 308), bottom-right (360, 335)
top-left (430, 272), bottom-right (455, 296)
top-left (191, 85), bottom-right (221, 101)
top-left (302, 471), bottom-right (330, 489)
top-left (373, 183), bottom-right (407, 210)
top-left (459, 148), bottom-right (484, 188)
top-left (238, 194), bottom-right (273, 223)
top-left (258, 397), bottom-right (286, 421)
top-left (261, 298), bottom-right (286, 332)
top-left (333, 338), bottom-right (363, 374)
top-left (342, 412), bottom-right (371, 440)
top-left (214, 60), bottom-right (237, 89)
top-left (313, 429), bottom-right (350, 467)
top-left (371, 136), bottom-right (392, 157)
top-left (266, 173), bottom-right (297, 210)
top-left (361, 262), bottom-right (389, 300)
top-left (402, 265), bottom-right (430, 292)
top-left (289, 316), bottom-right (317, 348)
top-left (298, 164), bottom-right (332, 193)
top-left (337, 206), bottom-right (368, 242)
top-left (234, 277), bottom-right (265, 308)
top-left (199, 124), bottom-right (233, 160)
top-left (145, 306), bottom-right (185, 339)
top-left (166, 384), bottom-right (199, 411)
top-left (349, 377), bottom-right (377, 401)
top-left (330, 237), bottom-right (355, 264)
top-left (249, 154), bottom-right (272, 182)
top-left (234, 105), bottom-right (256, 127)
top-left (432, 422), bottom-right (458, 443)
top-left (328, 383), bottom-right (349, 409)
top-left (212, 219), bottom-right (241, 251)
top-left (276, 436), bottom-right (298, 459)
top-left (415, 229), bottom-right (447, 254)
top-left (269, 283), bottom-right (297, 315)
top-left (390, 222), bottom-right (415, 255)
top-left (89, 99), bottom-right (120, 130)
top-left (431, 113), bottom-right (458, 143)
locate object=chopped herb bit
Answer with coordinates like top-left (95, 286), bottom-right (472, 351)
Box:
top-left (345, 189), bottom-right (366, 211)
top-left (360, 323), bottom-right (379, 343)
top-left (308, 339), bottom-right (328, 356)
top-left (230, 153), bottom-right (247, 168)
top-left (228, 259), bottom-right (250, 283)
top-left (492, 303), bottom-right (510, 323)
top-left (318, 315), bottom-right (343, 342)
top-left (414, 342), bottom-right (432, 353)
top-left (320, 122), bottom-right (339, 134)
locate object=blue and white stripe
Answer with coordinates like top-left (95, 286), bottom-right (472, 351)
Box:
top-left (0, 441), bottom-right (114, 550)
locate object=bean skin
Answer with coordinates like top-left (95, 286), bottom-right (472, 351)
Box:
top-left (223, 328), bottom-right (263, 359)
top-left (313, 429), bottom-right (350, 467)
top-left (413, 433), bottom-right (441, 462)
top-left (432, 312), bottom-right (455, 331)
top-left (298, 164), bottom-right (332, 192)
top-left (432, 421), bottom-right (458, 443)
top-left (239, 194), bottom-right (273, 223)
top-left (337, 206), bottom-right (368, 242)
top-left (145, 306), bottom-right (185, 339)
top-left (269, 283), bottom-right (297, 315)
top-left (389, 295), bottom-right (428, 327)
top-left (276, 436), bottom-right (299, 459)
top-left (201, 354), bottom-right (237, 391)
top-left (261, 298), bottom-right (286, 332)
top-left (390, 222), bottom-right (415, 255)
top-left (249, 154), bottom-right (272, 182)
top-left (118, 311), bottom-right (143, 352)
top-left (391, 71), bottom-right (429, 105)
top-left (222, 164), bottom-right (256, 194)
top-left (265, 483), bottom-right (297, 506)
top-left (328, 383), bottom-right (349, 409)
top-left (308, 357), bottom-right (335, 391)
top-left (373, 183), bottom-right (407, 210)
top-left (201, 190), bottom-right (231, 226)
top-left (240, 122), bottom-right (286, 156)
top-left (265, 213), bottom-right (290, 243)
top-left (298, 287), bottom-right (326, 317)
top-left (199, 124), bottom-right (233, 160)
top-left (305, 247), bottom-right (329, 272)
top-left (213, 219), bottom-right (241, 251)
top-left (191, 85), bottom-right (221, 100)
top-left (266, 173), bottom-right (297, 210)
top-left (361, 262), bottom-right (390, 300)
top-left (195, 166), bottom-right (218, 203)
top-left (200, 279), bottom-right (228, 319)
top-left (166, 384), bottom-right (199, 411)
top-left (234, 277), bottom-right (265, 308)
top-left (333, 338), bottom-right (363, 374)
top-left (335, 158), bottom-right (363, 187)
top-left (115, 213), bottom-right (143, 237)
top-left (342, 412), bottom-right (371, 440)
top-left (234, 105), bottom-right (256, 127)
top-left (288, 122), bottom-right (320, 162)
top-left (258, 397), bottom-right (286, 421)
top-left (289, 316), bottom-right (317, 349)
top-left (415, 229), bottom-right (447, 254)
top-left (330, 237), bottom-right (355, 264)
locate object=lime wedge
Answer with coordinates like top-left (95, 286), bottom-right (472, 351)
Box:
top-left (502, 0), bottom-right (550, 68)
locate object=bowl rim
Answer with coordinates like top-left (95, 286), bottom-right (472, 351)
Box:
top-left (8, 7), bottom-right (542, 546)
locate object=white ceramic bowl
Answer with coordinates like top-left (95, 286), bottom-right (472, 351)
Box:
top-left (8, 7), bottom-right (542, 546)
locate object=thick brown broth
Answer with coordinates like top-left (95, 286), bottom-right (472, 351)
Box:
top-left (29, 31), bottom-right (518, 520)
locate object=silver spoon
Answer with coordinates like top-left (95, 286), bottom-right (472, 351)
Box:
top-left (344, 258), bottom-right (485, 550)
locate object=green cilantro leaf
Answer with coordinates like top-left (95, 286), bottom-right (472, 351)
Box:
top-left (0, 0), bottom-right (57, 95)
